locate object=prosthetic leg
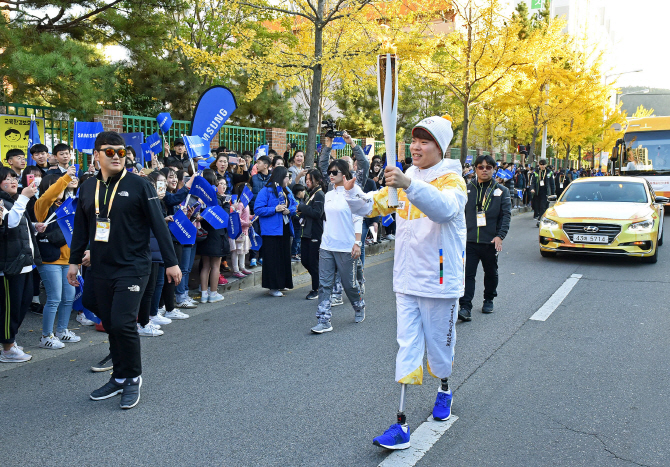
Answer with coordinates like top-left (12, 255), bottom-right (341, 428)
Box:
top-left (397, 383), bottom-right (407, 425)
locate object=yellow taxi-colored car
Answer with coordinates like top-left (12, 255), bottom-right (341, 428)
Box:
top-left (539, 176), bottom-right (667, 263)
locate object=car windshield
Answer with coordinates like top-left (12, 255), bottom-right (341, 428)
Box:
top-left (561, 181), bottom-right (648, 203)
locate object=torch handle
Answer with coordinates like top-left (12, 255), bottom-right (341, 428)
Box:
top-left (387, 187), bottom-right (399, 208)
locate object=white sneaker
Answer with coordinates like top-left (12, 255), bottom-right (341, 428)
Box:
top-left (176, 300), bottom-right (197, 309)
top-left (268, 289), bottom-right (283, 297)
top-left (0, 344), bottom-right (32, 363)
top-left (157, 306), bottom-right (166, 316)
top-left (150, 314), bottom-right (172, 326)
top-left (331, 296), bottom-right (344, 306)
top-left (56, 329), bottom-right (81, 343)
top-left (208, 292), bottom-right (224, 303)
top-left (187, 297), bottom-right (199, 307)
top-left (200, 290), bottom-right (209, 303)
top-left (386, 234), bottom-right (395, 240)
top-left (40, 334), bottom-right (65, 349)
top-left (137, 323), bottom-right (164, 337)
top-left (76, 313), bottom-right (95, 326)
top-left (165, 309), bottom-right (189, 320)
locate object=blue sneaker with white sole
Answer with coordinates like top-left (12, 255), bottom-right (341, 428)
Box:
top-left (373, 423), bottom-right (410, 450)
top-left (432, 390), bottom-right (452, 420)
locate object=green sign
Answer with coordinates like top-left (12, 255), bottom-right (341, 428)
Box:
top-left (531, 0), bottom-right (543, 9)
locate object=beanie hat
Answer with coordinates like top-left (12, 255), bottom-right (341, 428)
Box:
top-left (412, 115), bottom-right (454, 156)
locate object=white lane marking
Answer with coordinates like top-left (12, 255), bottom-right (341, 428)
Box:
top-left (378, 415), bottom-right (459, 467)
top-left (530, 274), bottom-right (583, 321)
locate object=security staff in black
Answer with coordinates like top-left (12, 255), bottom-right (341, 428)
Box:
top-left (459, 155), bottom-right (511, 322)
top-left (67, 131), bottom-right (182, 410)
top-left (531, 159), bottom-right (555, 226)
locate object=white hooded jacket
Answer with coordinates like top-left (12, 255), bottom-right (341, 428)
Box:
top-left (345, 158), bottom-right (467, 298)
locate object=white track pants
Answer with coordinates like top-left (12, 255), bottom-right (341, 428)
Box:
top-left (395, 293), bottom-right (458, 385)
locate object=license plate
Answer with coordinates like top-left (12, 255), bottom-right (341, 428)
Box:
top-left (573, 234), bottom-right (609, 243)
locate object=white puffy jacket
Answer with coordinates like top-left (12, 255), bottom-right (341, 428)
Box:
top-left (345, 159), bottom-right (467, 298)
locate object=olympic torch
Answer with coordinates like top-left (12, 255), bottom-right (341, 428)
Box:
top-left (377, 49), bottom-right (399, 207)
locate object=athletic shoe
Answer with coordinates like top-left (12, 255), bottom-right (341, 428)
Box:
top-left (482, 300), bottom-right (494, 314)
top-left (157, 305), bottom-right (166, 316)
top-left (56, 329), bottom-right (81, 343)
top-left (249, 259), bottom-right (257, 267)
top-left (0, 344), bottom-right (32, 363)
top-left (458, 308), bottom-right (472, 322)
top-left (30, 302), bottom-right (44, 315)
top-left (218, 274), bottom-right (228, 285)
top-left (176, 300), bottom-right (197, 309)
top-left (90, 378), bottom-right (124, 400)
top-left (268, 289), bottom-right (283, 297)
top-left (306, 290), bottom-right (319, 300)
top-left (222, 261), bottom-right (231, 272)
top-left (373, 423), bottom-right (410, 450)
top-left (76, 313), bottom-right (95, 326)
top-left (241, 269), bottom-right (252, 275)
top-left (137, 323), bottom-right (164, 337)
top-left (40, 334), bottom-right (65, 349)
top-left (433, 389), bottom-right (453, 421)
top-left (258, 258), bottom-right (263, 265)
top-left (208, 292), bottom-right (224, 303)
top-left (233, 272), bottom-right (246, 279)
top-left (331, 296), bottom-right (344, 306)
top-left (165, 309), bottom-right (190, 320)
top-left (310, 321), bottom-right (333, 334)
top-left (91, 354), bottom-right (113, 372)
top-left (150, 314), bottom-right (172, 326)
top-left (291, 255), bottom-right (300, 262)
top-left (355, 308), bottom-right (365, 323)
top-left (386, 234), bottom-right (395, 240)
top-left (359, 282), bottom-right (365, 295)
top-left (120, 376), bottom-right (142, 409)
top-left (200, 290), bottom-right (209, 303)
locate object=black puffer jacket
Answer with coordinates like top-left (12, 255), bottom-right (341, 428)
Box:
top-left (0, 191), bottom-right (42, 275)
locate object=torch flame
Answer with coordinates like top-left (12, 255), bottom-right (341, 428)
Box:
top-left (379, 24), bottom-right (397, 54)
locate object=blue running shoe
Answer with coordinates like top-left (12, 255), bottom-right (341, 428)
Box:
top-left (432, 390), bottom-right (452, 421)
top-left (249, 259), bottom-right (257, 267)
top-left (373, 423), bottom-right (410, 450)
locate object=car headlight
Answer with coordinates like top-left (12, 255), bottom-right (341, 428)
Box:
top-left (629, 219), bottom-right (654, 232)
top-left (540, 217), bottom-right (559, 229)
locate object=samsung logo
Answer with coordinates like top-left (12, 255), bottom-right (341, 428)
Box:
top-left (202, 109), bottom-right (229, 141)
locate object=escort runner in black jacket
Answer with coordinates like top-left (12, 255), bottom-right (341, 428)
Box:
top-left (459, 155), bottom-right (512, 322)
top-left (67, 131), bottom-right (181, 410)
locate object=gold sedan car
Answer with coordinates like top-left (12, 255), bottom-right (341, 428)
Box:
top-left (539, 176), bottom-right (667, 263)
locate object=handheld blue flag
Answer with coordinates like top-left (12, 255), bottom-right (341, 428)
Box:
top-left (140, 142), bottom-right (154, 164)
top-left (146, 132), bottom-right (162, 157)
top-left (240, 185), bottom-right (253, 208)
top-left (517, 189), bottom-right (523, 198)
top-left (57, 215), bottom-right (75, 247)
top-left (363, 144), bottom-right (372, 155)
top-left (190, 176), bottom-right (218, 207)
top-left (465, 154), bottom-right (473, 164)
top-left (183, 135), bottom-right (209, 159)
top-left (169, 209), bottom-right (197, 245)
top-left (382, 214), bottom-right (394, 227)
top-left (332, 137), bottom-right (346, 150)
top-left (190, 86), bottom-right (237, 143)
top-left (249, 225), bottom-right (262, 251)
top-left (73, 122), bottom-right (103, 154)
top-left (27, 119), bottom-right (41, 166)
top-left (56, 197), bottom-right (77, 219)
top-left (201, 205), bottom-right (229, 230)
top-left (197, 159), bottom-right (210, 171)
top-left (228, 211), bottom-right (242, 240)
top-left (121, 132), bottom-right (144, 166)
top-left (157, 113), bottom-right (173, 133)
top-left (254, 144), bottom-right (269, 161)
top-left (72, 274), bottom-right (101, 324)
top-left (231, 195), bottom-right (238, 205)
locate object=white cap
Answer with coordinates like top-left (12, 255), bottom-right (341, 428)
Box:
top-left (412, 116), bottom-right (454, 156)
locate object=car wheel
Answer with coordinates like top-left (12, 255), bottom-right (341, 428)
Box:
top-left (641, 244), bottom-right (658, 264)
top-left (540, 249), bottom-right (557, 258)
top-left (658, 222), bottom-right (664, 246)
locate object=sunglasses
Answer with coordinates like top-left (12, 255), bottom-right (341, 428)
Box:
top-left (328, 170), bottom-right (341, 176)
top-left (101, 148), bottom-right (127, 158)
top-left (476, 165), bottom-right (494, 171)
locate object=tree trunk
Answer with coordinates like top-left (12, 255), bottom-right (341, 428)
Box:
top-left (305, 0), bottom-right (324, 168)
top-left (529, 126), bottom-right (540, 166)
top-left (578, 145), bottom-right (582, 169)
top-left (460, 5), bottom-right (473, 165)
top-left (460, 101), bottom-right (469, 164)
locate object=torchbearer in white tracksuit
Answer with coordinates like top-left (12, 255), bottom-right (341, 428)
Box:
top-left (343, 115), bottom-right (467, 450)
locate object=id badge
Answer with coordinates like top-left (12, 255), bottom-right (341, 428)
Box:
top-left (559, 183), bottom-right (563, 189)
top-left (540, 180), bottom-right (545, 187)
top-left (476, 211), bottom-right (486, 227)
top-left (95, 218), bottom-right (111, 242)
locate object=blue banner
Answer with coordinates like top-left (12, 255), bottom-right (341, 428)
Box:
top-left (140, 142), bottom-right (154, 164)
top-left (240, 185), bottom-right (253, 208)
top-left (190, 86), bottom-right (237, 143)
top-left (73, 122), bottom-right (103, 154)
top-left (332, 137), bottom-right (346, 150)
top-left (228, 210), bottom-right (242, 240)
top-left (183, 135), bottom-right (210, 159)
top-left (201, 205), bottom-right (229, 230)
top-left (363, 144), bottom-right (372, 156)
top-left (197, 159), bottom-right (209, 171)
top-left (248, 225), bottom-right (262, 251)
top-left (190, 176), bottom-right (218, 207)
top-left (231, 195), bottom-right (238, 205)
top-left (27, 119), bottom-right (41, 166)
top-left (382, 214), bottom-right (394, 227)
top-left (121, 132), bottom-right (144, 165)
top-left (168, 209), bottom-right (196, 245)
top-left (56, 197), bottom-right (77, 219)
top-left (57, 215), bottom-right (75, 247)
top-left (157, 112), bottom-right (173, 133)
top-left (496, 169), bottom-right (513, 181)
top-left (146, 132), bottom-right (162, 157)
top-left (254, 144), bottom-right (269, 161)
top-left (465, 155), bottom-right (473, 164)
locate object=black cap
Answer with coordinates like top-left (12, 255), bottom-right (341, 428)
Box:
top-left (174, 138), bottom-right (185, 146)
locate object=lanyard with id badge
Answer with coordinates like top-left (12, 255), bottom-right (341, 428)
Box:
top-left (475, 182), bottom-right (496, 227)
top-left (95, 170), bottom-right (126, 242)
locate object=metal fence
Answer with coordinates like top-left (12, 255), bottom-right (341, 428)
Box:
top-left (218, 126), bottom-right (266, 154)
top-left (123, 115), bottom-right (191, 147)
top-left (286, 131), bottom-right (321, 154)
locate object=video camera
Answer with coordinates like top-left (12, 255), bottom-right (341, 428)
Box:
top-left (322, 119), bottom-right (344, 138)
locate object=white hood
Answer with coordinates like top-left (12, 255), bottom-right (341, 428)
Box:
top-left (552, 201), bottom-right (653, 220)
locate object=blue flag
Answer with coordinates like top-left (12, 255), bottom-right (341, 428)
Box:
top-left (146, 132), bottom-right (162, 157)
top-left (248, 225), bottom-right (262, 251)
top-left (231, 195), bottom-right (238, 205)
top-left (121, 132), bottom-right (144, 165)
top-left (169, 209), bottom-right (196, 245)
top-left (27, 119), bottom-right (41, 166)
top-left (190, 176), bottom-right (218, 207)
top-left (465, 155), bottom-right (473, 164)
top-left (157, 113), bottom-right (173, 133)
top-left (183, 135), bottom-right (210, 159)
top-left (73, 122), bottom-right (103, 154)
top-left (56, 197), bottom-right (77, 219)
top-left (228, 210), bottom-right (242, 240)
top-left (140, 142), bottom-right (154, 164)
top-left (190, 86), bottom-right (237, 143)
top-left (363, 144), bottom-right (372, 155)
top-left (382, 214), bottom-right (394, 227)
top-left (57, 215), bottom-right (75, 247)
top-left (240, 185), bottom-right (253, 208)
top-left (197, 159), bottom-right (210, 171)
top-left (254, 144), bottom-right (269, 161)
top-left (517, 189), bottom-right (523, 198)
top-left (332, 137), bottom-right (346, 150)
top-left (201, 205), bottom-right (229, 230)
top-left (72, 274), bottom-right (100, 324)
